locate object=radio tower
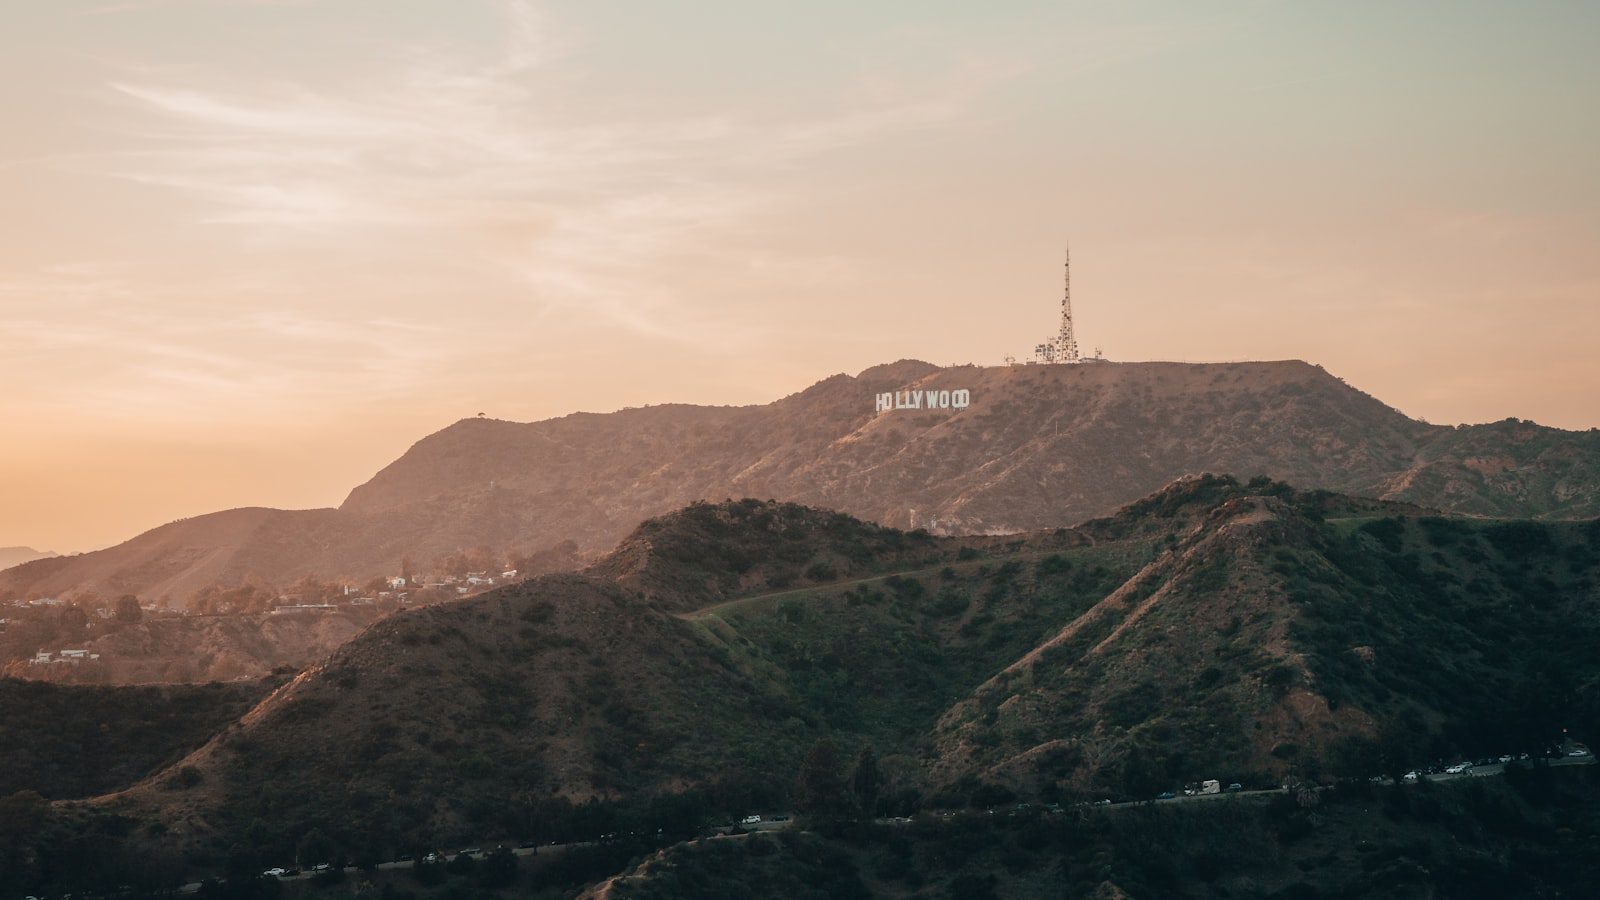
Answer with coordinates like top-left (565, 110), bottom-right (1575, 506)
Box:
top-left (1057, 246), bottom-right (1080, 363)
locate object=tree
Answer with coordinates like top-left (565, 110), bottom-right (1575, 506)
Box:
top-left (850, 747), bottom-right (881, 819)
top-left (57, 605), bottom-right (89, 635)
top-left (296, 828), bottom-right (336, 868)
top-left (1115, 748), bottom-right (1169, 802)
top-left (0, 789), bottom-right (48, 843)
top-left (114, 594), bottom-right (143, 625)
top-left (795, 740), bottom-right (851, 821)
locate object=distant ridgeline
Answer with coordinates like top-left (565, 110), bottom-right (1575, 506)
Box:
top-left (876, 387), bottom-right (971, 413)
top-left (5, 358), bottom-right (1599, 610)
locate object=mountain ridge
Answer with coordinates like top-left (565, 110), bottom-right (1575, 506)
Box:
top-left (0, 546), bottom-right (58, 570)
top-left (5, 358), bottom-right (1597, 609)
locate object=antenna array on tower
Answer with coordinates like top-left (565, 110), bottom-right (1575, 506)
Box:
top-left (1029, 246), bottom-right (1093, 365)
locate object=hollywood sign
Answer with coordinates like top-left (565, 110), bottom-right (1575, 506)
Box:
top-left (875, 389), bottom-right (971, 413)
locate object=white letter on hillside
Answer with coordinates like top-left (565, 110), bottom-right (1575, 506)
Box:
top-left (952, 389), bottom-right (971, 409)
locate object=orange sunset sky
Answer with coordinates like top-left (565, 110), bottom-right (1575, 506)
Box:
top-left (3, 1), bottom-right (1598, 553)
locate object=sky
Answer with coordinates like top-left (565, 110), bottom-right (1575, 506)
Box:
top-left (3, 0), bottom-right (1598, 553)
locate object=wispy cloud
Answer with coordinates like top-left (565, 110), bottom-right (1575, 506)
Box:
top-left (2, 0), bottom-right (1014, 424)
top-left (87, 1), bottom-right (999, 342)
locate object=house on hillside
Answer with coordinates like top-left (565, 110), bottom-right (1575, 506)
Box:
top-left (269, 603), bottom-right (338, 615)
top-left (388, 576), bottom-right (407, 589)
top-left (31, 649), bottom-right (99, 665)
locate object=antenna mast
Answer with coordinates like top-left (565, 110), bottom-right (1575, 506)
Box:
top-left (1057, 245), bottom-right (1080, 363)
top-left (1024, 245), bottom-right (1097, 366)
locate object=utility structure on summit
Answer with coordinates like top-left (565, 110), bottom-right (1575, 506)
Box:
top-left (1027, 247), bottom-right (1101, 365)
top-left (1035, 247), bottom-right (1081, 364)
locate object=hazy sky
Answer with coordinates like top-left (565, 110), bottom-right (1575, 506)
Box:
top-left (3, 0), bottom-right (1598, 552)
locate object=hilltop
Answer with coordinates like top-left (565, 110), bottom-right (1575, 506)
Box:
top-left (0, 546), bottom-right (56, 570)
top-left (4, 359), bottom-right (1597, 611)
top-left (46, 481), bottom-right (1597, 875)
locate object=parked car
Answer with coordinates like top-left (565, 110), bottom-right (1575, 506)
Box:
top-left (1498, 755), bottom-right (1514, 764)
top-left (1226, 783), bottom-right (1243, 792)
top-left (312, 863), bottom-right (332, 872)
top-left (458, 848), bottom-right (482, 858)
top-left (1094, 799), bottom-right (1112, 806)
top-left (262, 868), bottom-right (287, 877)
top-left (1403, 771), bottom-right (1420, 784)
top-left (740, 814), bottom-right (762, 825)
top-left (1444, 762), bottom-right (1472, 774)
top-left (1156, 791), bottom-right (1176, 800)
top-left (1567, 748), bottom-right (1592, 758)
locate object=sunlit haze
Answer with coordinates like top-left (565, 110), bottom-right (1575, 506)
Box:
top-left (4, 0), bottom-right (1598, 552)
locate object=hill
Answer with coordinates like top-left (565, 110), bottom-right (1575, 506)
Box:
top-left (925, 482), bottom-right (1600, 802)
top-left (0, 507), bottom-right (337, 607)
top-left (0, 547), bottom-right (55, 570)
top-left (5, 359), bottom-right (1599, 610)
top-left (46, 482), bottom-right (1595, 879)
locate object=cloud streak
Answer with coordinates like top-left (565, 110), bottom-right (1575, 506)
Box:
top-left (3, 0), bottom-right (1016, 426)
top-left (96, 0), bottom-right (999, 333)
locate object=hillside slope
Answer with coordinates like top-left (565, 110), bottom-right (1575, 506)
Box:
top-left (82, 484), bottom-right (1600, 869)
top-left (6, 360), bottom-right (1597, 609)
top-left (2, 605), bottom-right (386, 685)
top-left (0, 677), bottom-right (277, 800)
top-left (927, 484), bottom-right (1600, 801)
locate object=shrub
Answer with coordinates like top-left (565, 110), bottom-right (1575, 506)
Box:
top-left (927, 590), bottom-right (970, 619)
top-left (805, 562), bottom-right (837, 581)
top-left (1359, 519), bottom-right (1406, 554)
top-left (1035, 555), bottom-right (1073, 577)
top-left (884, 576), bottom-right (924, 601)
